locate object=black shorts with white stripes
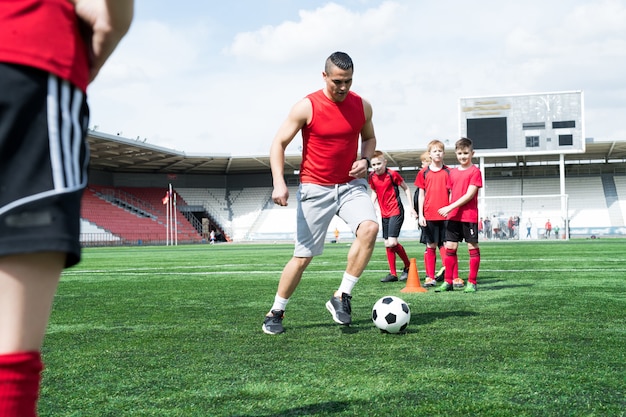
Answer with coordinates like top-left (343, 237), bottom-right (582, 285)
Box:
top-left (0, 63), bottom-right (89, 267)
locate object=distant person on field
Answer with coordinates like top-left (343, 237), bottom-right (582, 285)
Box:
top-left (415, 140), bottom-right (459, 287)
top-left (483, 216), bottom-right (492, 239)
top-left (0, 1), bottom-right (133, 416)
top-left (492, 215), bottom-right (500, 239)
top-left (369, 150), bottom-right (416, 282)
top-left (526, 218), bottom-right (532, 238)
top-left (210, 230), bottom-right (216, 244)
top-left (545, 219), bottom-right (552, 238)
top-left (507, 216), bottom-right (515, 239)
top-left (437, 137), bottom-right (483, 293)
top-left (262, 51), bottom-right (379, 335)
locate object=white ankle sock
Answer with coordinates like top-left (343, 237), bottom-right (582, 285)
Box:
top-left (337, 272), bottom-right (359, 295)
top-left (271, 295), bottom-right (289, 312)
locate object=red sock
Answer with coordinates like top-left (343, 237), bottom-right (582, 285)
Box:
top-left (444, 248), bottom-right (457, 285)
top-left (438, 246), bottom-right (446, 271)
top-left (0, 351), bottom-right (42, 417)
top-left (424, 247), bottom-right (436, 278)
top-left (469, 248), bottom-right (481, 284)
top-left (394, 244), bottom-right (410, 269)
top-left (386, 247), bottom-right (397, 276)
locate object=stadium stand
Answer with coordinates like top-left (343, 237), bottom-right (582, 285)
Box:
top-left (81, 173), bottom-right (626, 245)
top-left (81, 186), bottom-right (202, 245)
top-left (79, 131), bottom-right (626, 243)
top-left (612, 175), bottom-right (626, 225)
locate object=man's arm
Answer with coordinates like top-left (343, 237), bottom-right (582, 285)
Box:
top-left (269, 98), bottom-right (310, 206)
top-left (350, 99), bottom-right (376, 178)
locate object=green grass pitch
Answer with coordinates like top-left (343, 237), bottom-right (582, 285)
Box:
top-left (40, 239), bottom-right (626, 416)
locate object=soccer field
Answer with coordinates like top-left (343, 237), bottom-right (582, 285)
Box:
top-left (41, 240), bottom-right (626, 416)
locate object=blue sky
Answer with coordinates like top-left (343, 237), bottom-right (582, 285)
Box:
top-left (87, 0), bottom-right (626, 156)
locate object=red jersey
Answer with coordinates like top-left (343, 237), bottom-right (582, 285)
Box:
top-left (300, 90), bottom-right (366, 185)
top-left (369, 169), bottom-right (405, 218)
top-left (446, 165), bottom-right (483, 222)
top-left (415, 165), bottom-right (450, 221)
top-left (0, 0), bottom-right (91, 91)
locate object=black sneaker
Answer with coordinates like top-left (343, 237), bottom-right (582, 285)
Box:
top-left (399, 267), bottom-right (409, 281)
top-left (325, 293), bottom-right (352, 325)
top-left (380, 273), bottom-right (398, 282)
top-left (435, 266), bottom-right (446, 282)
top-left (262, 310), bottom-right (285, 334)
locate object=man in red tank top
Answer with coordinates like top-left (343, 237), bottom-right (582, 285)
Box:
top-left (0, 2), bottom-right (133, 416)
top-left (263, 52), bottom-right (379, 335)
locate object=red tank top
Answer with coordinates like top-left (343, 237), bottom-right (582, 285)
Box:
top-left (0, 0), bottom-right (90, 91)
top-left (300, 90), bottom-right (366, 185)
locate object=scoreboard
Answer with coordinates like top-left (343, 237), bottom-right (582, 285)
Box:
top-left (459, 91), bottom-right (584, 156)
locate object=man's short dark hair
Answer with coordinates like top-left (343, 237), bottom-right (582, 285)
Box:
top-left (325, 51), bottom-right (353, 73)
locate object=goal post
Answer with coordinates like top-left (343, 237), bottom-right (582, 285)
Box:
top-left (479, 194), bottom-right (569, 240)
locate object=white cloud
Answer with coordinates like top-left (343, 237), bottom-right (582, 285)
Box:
top-left (87, 0), bottom-right (626, 155)
top-left (225, 2), bottom-right (403, 63)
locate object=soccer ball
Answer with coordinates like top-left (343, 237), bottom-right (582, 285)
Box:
top-left (372, 296), bottom-right (410, 333)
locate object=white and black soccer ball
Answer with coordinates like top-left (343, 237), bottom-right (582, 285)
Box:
top-left (372, 296), bottom-right (410, 333)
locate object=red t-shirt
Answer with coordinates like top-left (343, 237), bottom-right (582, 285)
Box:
top-left (369, 169), bottom-right (404, 218)
top-left (0, 0), bottom-right (90, 91)
top-left (415, 165), bottom-right (450, 221)
top-left (446, 165), bottom-right (483, 222)
top-left (300, 90), bottom-right (366, 185)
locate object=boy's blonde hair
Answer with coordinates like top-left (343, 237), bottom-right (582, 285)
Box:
top-left (420, 151), bottom-right (431, 163)
top-left (427, 139), bottom-right (445, 152)
top-left (372, 150), bottom-right (385, 160)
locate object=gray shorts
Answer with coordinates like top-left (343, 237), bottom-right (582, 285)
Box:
top-left (294, 179), bottom-right (377, 257)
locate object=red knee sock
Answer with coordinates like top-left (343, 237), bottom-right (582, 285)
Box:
top-left (438, 246), bottom-right (446, 270)
top-left (444, 248), bottom-right (457, 285)
top-left (469, 248), bottom-right (481, 284)
top-left (394, 244), bottom-right (410, 269)
top-left (424, 247), bottom-right (436, 278)
top-left (0, 351), bottom-right (42, 417)
top-left (386, 247), bottom-right (397, 276)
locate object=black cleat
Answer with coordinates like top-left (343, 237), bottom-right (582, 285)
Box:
top-left (325, 293), bottom-right (352, 325)
top-left (399, 267), bottom-right (409, 281)
top-left (262, 310), bottom-right (285, 334)
top-left (435, 267), bottom-right (446, 282)
top-left (380, 273), bottom-right (398, 283)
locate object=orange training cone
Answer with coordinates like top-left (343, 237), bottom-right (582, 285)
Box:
top-left (401, 258), bottom-right (427, 293)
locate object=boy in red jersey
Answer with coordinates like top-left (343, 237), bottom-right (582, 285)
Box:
top-left (436, 138), bottom-right (483, 293)
top-left (415, 140), bottom-right (458, 287)
top-left (263, 52), bottom-right (379, 335)
top-left (369, 150), bottom-right (416, 282)
top-left (0, 2), bottom-right (133, 416)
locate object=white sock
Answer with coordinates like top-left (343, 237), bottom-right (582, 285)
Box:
top-left (271, 295), bottom-right (289, 312)
top-left (337, 272), bottom-right (359, 295)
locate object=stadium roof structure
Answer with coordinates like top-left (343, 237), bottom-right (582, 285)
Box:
top-left (87, 130), bottom-right (626, 175)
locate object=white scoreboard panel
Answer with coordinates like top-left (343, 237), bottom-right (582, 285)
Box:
top-left (459, 91), bottom-right (584, 157)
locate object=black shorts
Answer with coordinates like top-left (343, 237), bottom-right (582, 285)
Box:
top-left (421, 220), bottom-right (447, 247)
top-left (445, 220), bottom-right (479, 243)
top-left (0, 63), bottom-right (89, 267)
top-left (381, 212), bottom-right (404, 239)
